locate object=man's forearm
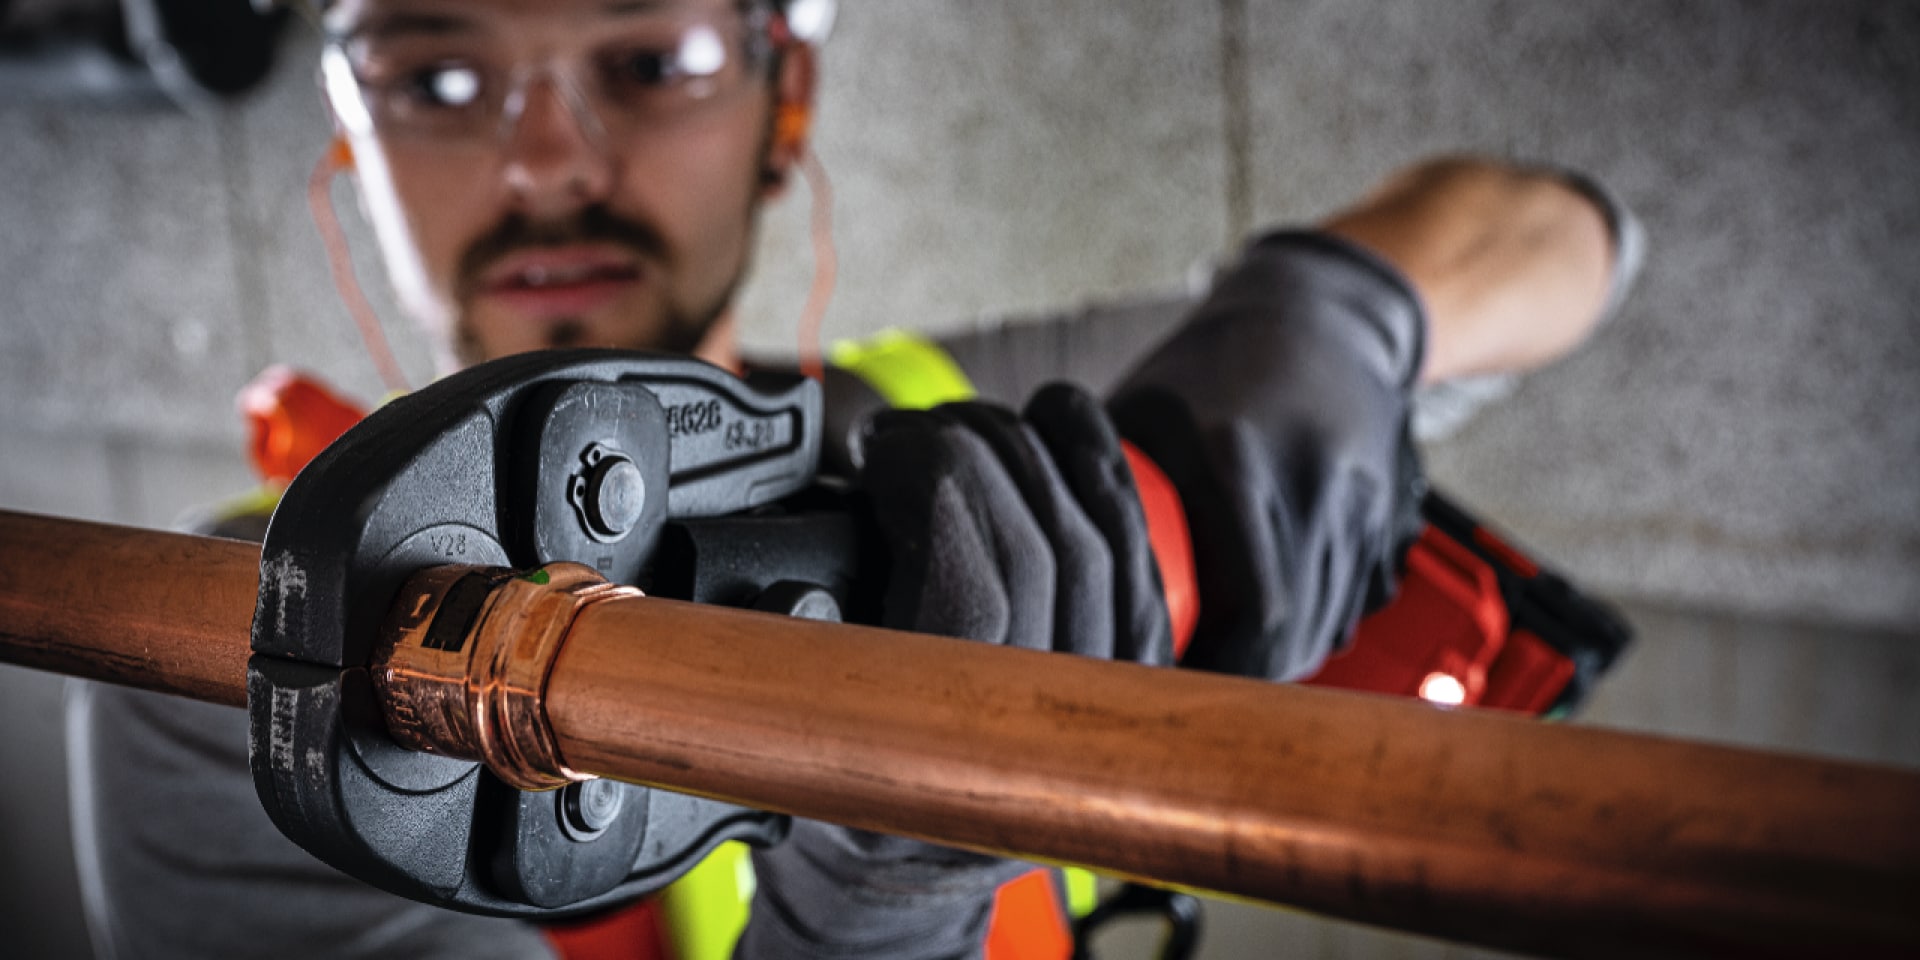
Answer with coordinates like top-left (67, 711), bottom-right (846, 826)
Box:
top-left (1321, 157), bottom-right (1619, 384)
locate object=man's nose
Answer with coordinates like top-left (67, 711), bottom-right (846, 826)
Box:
top-left (500, 72), bottom-right (617, 218)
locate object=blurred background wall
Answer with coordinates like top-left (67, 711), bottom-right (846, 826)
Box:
top-left (2, 2), bottom-right (1916, 957)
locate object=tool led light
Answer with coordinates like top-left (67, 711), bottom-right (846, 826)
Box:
top-left (1420, 672), bottom-right (1467, 706)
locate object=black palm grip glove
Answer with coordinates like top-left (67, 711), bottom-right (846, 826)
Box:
top-left (859, 384), bottom-right (1174, 664)
top-left (1108, 231), bottom-right (1428, 682)
top-left (735, 383), bottom-right (1173, 959)
top-left (1020, 385), bottom-right (1176, 665)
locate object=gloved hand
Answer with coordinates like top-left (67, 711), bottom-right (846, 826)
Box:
top-left (734, 382), bottom-right (1173, 959)
top-left (858, 382), bottom-right (1174, 664)
top-left (1108, 230), bottom-right (1428, 682)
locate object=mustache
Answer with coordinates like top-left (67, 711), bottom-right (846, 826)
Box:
top-left (456, 205), bottom-right (670, 297)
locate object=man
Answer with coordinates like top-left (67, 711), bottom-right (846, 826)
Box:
top-left (68, 0), bottom-right (1634, 957)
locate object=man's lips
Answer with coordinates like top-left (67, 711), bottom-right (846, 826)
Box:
top-left (475, 246), bottom-right (645, 320)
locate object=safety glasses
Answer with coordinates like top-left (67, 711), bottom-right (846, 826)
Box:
top-left (322, 1), bottom-right (791, 151)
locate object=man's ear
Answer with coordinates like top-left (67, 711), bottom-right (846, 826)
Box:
top-left (762, 41), bottom-right (819, 196)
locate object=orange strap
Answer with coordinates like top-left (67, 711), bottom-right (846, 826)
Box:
top-left (543, 899), bottom-right (674, 960)
top-left (1121, 441), bottom-right (1199, 659)
top-left (239, 365), bottom-right (367, 487)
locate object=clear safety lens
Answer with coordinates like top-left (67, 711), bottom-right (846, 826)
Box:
top-left (324, 7), bottom-right (775, 148)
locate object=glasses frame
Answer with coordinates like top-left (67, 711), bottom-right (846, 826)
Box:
top-left (321, 1), bottom-right (793, 152)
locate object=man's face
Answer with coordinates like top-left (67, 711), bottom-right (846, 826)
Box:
top-left (325, 0), bottom-right (802, 368)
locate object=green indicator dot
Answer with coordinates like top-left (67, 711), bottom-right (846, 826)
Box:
top-left (522, 569), bottom-right (551, 585)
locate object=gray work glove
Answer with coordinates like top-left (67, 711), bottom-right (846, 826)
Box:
top-left (735, 383), bottom-right (1173, 959)
top-left (860, 384), bottom-right (1173, 664)
top-left (1108, 230), bottom-right (1428, 682)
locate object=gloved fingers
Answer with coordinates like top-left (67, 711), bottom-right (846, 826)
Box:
top-left (930, 401), bottom-right (1116, 658)
top-left (1168, 422), bottom-right (1287, 679)
top-left (1184, 434), bottom-right (1395, 682)
top-left (1022, 382), bottom-right (1174, 667)
top-left (1317, 466), bottom-right (1389, 664)
top-left (1276, 479), bottom-right (1371, 682)
top-left (862, 409), bottom-right (1056, 651)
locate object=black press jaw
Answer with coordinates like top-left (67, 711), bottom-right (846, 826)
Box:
top-left (246, 350), bottom-right (853, 918)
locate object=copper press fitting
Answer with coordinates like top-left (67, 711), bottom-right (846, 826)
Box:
top-left (374, 562), bottom-right (640, 791)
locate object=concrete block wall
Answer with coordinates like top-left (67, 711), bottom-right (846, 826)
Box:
top-left (1, 2), bottom-right (1915, 957)
top-left (743, 0), bottom-right (1920, 630)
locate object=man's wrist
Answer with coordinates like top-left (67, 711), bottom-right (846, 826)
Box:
top-left (1320, 157), bottom-right (1620, 383)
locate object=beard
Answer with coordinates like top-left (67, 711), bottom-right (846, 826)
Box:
top-left (448, 203), bottom-right (741, 367)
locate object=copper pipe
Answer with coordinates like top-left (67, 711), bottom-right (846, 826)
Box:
top-left (7, 512), bottom-right (1920, 955)
top-left (0, 510), bottom-right (254, 706)
top-left (527, 574), bottom-right (1917, 958)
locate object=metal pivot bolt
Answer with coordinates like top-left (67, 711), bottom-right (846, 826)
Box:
top-left (559, 778), bottom-right (626, 841)
top-left (569, 443), bottom-right (647, 542)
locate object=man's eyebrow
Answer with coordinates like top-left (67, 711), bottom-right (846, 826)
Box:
top-left (336, 11), bottom-right (480, 43)
top-left (601, 1), bottom-right (679, 15)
